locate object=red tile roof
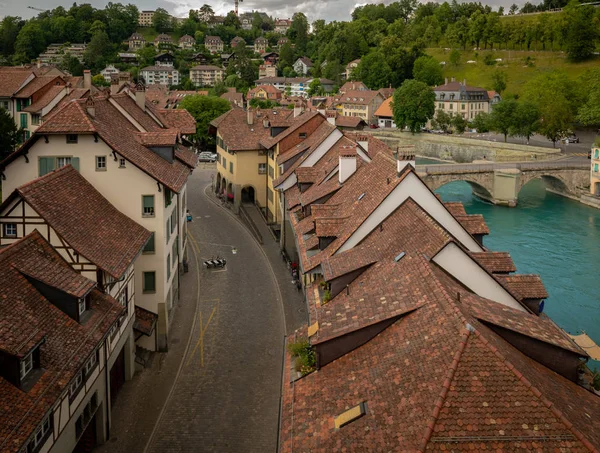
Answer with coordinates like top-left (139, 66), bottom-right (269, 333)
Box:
top-left (499, 274), bottom-right (549, 300)
top-left (134, 306), bottom-right (158, 336)
top-left (0, 232), bottom-right (123, 453)
top-left (469, 251), bottom-right (517, 273)
top-left (0, 67), bottom-right (34, 97)
top-left (24, 94), bottom-right (193, 193)
top-left (14, 76), bottom-right (64, 98)
top-left (136, 130), bottom-right (178, 146)
top-left (8, 165), bottom-right (151, 279)
top-left (22, 85), bottom-right (65, 113)
top-left (260, 111), bottom-right (321, 150)
top-left (159, 108), bottom-right (197, 135)
top-left (335, 115), bottom-right (365, 128)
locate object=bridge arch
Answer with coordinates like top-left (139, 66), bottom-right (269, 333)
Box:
top-left (432, 179), bottom-right (494, 202)
top-left (518, 173), bottom-right (571, 197)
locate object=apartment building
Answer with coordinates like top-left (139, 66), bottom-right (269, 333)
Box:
top-left (39, 43), bottom-right (87, 65)
top-left (189, 65), bottom-right (224, 87)
top-left (258, 63), bottom-right (277, 79)
top-left (274, 18), bottom-right (292, 34)
top-left (0, 230), bottom-right (136, 453)
top-left (255, 77), bottom-right (334, 98)
top-left (0, 87), bottom-right (197, 351)
top-left (101, 64), bottom-right (120, 82)
top-left (293, 57), bottom-right (313, 76)
top-left (277, 138), bottom-right (600, 451)
top-left (127, 32), bottom-right (146, 50)
top-left (205, 36), bottom-right (224, 53)
top-left (333, 89), bottom-right (385, 125)
top-left (179, 34), bottom-right (195, 49)
top-left (254, 37), bottom-right (268, 54)
top-left (139, 10), bottom-right (155, 26)
top-left (210, 107), bottom-right (295, 215)
top-left (434, 77), bottom-right (491, 120)
top-left (140, 65), bottom-right (180, 86)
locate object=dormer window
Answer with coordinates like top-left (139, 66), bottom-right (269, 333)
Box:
top-left (78, 298), bottom-right (86, 316)
top-left (24, 416), bottom-right (52, 453)
top-left (20, 351), bottom-right (34, 380)
top-left (299, 132), bottom-right (307, 139)
top-left (66, 134), bottom-right (78, 144)
top-left (83, 352), bottom-right (97, 376)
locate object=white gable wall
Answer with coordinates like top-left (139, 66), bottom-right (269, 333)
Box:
top-left (336, 171), bottom-right (484, 254)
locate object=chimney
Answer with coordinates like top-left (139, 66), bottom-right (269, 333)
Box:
top-left (83, 70), bottom-right (91, 89)
top-left (247, 104), bottom-right (254, 125)
top-left (293, 100), bottom-right (303, 118)
top-left (357, 134), bottom-right (369, 153)
top-left (110, 75), bottom-right (120, 95)
top-left (326, 111), bottom-right (336, 125)
top-left (339, 146), bottom-right (357, 183)
top-left (37, 59), bottom-right (41, 69)
top-left (395, 146), bottom-right (416, 175)
top-left (135, 82), bottom-right (146, 111)
top-left (445, 77), bottom-right (448, 85)
top-left (451, 77), bottom-right (455, 83)
top-left (463, 78), bottom-right (466, 86)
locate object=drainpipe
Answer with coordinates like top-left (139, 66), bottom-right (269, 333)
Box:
top-left (104, 342), bottom-right (111, 443)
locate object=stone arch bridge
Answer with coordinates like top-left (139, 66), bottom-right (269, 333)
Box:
top-left (418, 161), bottom-right (590, 206)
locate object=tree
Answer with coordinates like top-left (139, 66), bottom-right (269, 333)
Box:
top-left (223, 12), bottom-right (241, 28)
top-left (468, 10), bottom-right (487, 49)
top-left (84, 30), bottom-right (114, 73)
top-left (153, 8), bottom-right (172, 33)
top-left (489, 99), bottom-right (518, 142)
top-left (279, 43), bottom-right (295, 72)
top-left (452, 113), bottom-right (469, 134)
top-left (413, 55), bottom-right (443, 86)
top-left (178, 95), bottom-right (231, 147)
top-left (509, 4), bottom-right (519, 14)
top-left (491, 70), bottom-right (507, 95)
top-left (470, 112), bottom-right (491, 132)
top-left (0, 107), bottom-right (22, 159)
top-left (198, 4), bottom-right (214, 23)
top-left (0, 16), bottom-right (22, 59)
top-left (510, 102), bottom-right (540, 144)
top-left (577, 69), bottom-right (600, 126)
top-left (288, 13), bottom-right (309, 55)
top-left (353, 52), bottom-right (393, 89)
top-left (137, 46), bottom-right (157, 68)
top-left (392, 79), bottom-right (435, 133)
top-left (523, 72), bottom-right (582, 147)
top-left (307, 78), bottom-right (323, 97)
top-left (431, 110), bottom-right (452, 131)
top-left (250, 98), bottom-right (277, 109)
top-left (449, 49), bottom-right (461, 66)
top-left (563, 2), bottom-right (597, 61)
top-left (13, 21), bottom-right (45, 64)
top-left (225, 46), bottom-right (257, 88)
top-left (61, 55), bottom-right (83, 76)
top-left (92, 74), bottom-right (110, 87)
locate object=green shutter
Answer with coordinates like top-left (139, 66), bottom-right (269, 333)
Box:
top-left (20, 113), bottom-right (27, 128)
top-left (143, 232), bottom-right (155, 253)
top-left (39, 157), bottom-right (56, 176)
top-left (71, 157), bottom-right (80, 172)
top-left (143, 272), bottom-right (155, 292)
top-left (143, 195), bottom-right (154, 216)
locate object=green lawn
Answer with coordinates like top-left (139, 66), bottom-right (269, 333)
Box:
top-left (427, 48), bottom-right (600, 96)
top-left (136, 27), bottom-right (160, 42)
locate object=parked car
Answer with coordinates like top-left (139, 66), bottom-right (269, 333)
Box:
top-left (562, 135), bottom-right (579, 144)
top-left (198, 152), bottom-right (217, 162)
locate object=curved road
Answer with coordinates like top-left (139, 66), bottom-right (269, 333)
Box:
top-left (145, 167), bottom-right (286, 453)
top-left (98, 166), bottom-right (287, 453)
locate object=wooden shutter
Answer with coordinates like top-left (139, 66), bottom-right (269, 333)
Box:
top-left (39, 157), bottom-right (56, 176)
top-left (71, 157), bottom-right (80, 172)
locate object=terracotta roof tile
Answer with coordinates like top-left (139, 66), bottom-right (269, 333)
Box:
top-left (159, 109), bottom-right (197, 135)
top-left (499, 274), bottom-right (549, 300)
top-left (11, 165), bottom-right (151, 279)
top-left (454, 214), bottom-right (490, 235)
top-left (14, 76), bottom-right (63, 98)
top-left (22, 86), bottom-right (65, 113)
top-left (134, 306), bottom-right (158, 336)
top-left (469, 251), bottom-right (517, 273)
top-left (0, 232), bottom-right (123, 453)
top-left (443, 201), bottom-right (467, 216)
top-left (260, 111), bottom-right (321, 149)
top-left (374, 97), bottom-right (393, 118)
top-left (0, 68), bottom-right (33, 97)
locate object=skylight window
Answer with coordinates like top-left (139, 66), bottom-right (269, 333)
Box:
top-left (358, 193), bottom-right (366, 201)
top-left (394, 252), bottom-right (406, 262)
top-left (334, 402), bottom-right (367, 429)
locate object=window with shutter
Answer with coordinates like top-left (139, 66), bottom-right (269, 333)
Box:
top-left (143, 272), bottom-right (156, 293)
top-left (20, 114), bottom-right (27, 128)
top-left (39, 157), bottom-right (56, 176)
top-left (143, 232), bottom-right (155, 254)
top-left (142, 195), bottom-right (155, 217)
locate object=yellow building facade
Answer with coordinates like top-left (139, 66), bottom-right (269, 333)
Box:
top-left (591, 147), bottom-right (600, 195)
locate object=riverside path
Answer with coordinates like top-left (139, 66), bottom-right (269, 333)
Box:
top-left (96, 166), bottom-right (297, 453)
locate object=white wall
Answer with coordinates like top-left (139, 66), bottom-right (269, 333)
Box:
top-left (433, 242), bottom-right (525, 311)
top-left (336, 171), bottom-right (484, 254)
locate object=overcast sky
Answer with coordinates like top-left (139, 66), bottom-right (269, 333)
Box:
top-left (2, 0), bottom-right (512, 23)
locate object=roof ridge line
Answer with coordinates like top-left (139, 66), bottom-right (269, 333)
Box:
top-left (419, 328), bottom-right (472, 452)
top-left (0, 230), bottom-right (44, 258)
top-left (471, 329), bottom-right (598, 452)
top-left (74, 100), bottom-right (97, 132)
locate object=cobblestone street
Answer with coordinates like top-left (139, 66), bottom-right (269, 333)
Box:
top-left (96, 166), bottom-right (306, 453)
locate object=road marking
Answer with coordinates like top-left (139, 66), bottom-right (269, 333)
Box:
top-left (186, 304), bottom-right (218, 367)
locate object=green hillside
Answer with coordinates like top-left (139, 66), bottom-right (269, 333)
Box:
top-left (428, 48), bottom-right (600, 96)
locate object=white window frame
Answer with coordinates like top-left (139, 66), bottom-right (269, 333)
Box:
top-left (3, 223), bottom-right (17, 238)
top-left (78, 298), bottom-right (86, 316)
top-left (69, 371), bottom-right (83, 398)
top-left (57, 156), bottom-right (72, 168)
top-left (83, 352), bottom-right (97, 375)
top-left (30, 416), bottom-right (51, 451)
top-left (119, 158), bottom-right (126, 168)
top-left (20, 352), bottom-right (33, 380)
top-left (95, 155), bottom-right (107, 171)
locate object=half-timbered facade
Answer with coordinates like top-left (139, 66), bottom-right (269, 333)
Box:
top-left (0, 89), bottom-right (198, 352)
top-left (0, 231), bottom-right (134, 453)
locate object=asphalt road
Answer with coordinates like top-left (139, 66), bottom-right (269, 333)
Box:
top-left (98, 166), bottom-right (288, 453)
top-left (463, 128), bottom-right (597, 155)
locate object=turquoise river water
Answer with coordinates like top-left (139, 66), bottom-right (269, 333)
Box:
top-left (435, 179), bottom-right (600, 369)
